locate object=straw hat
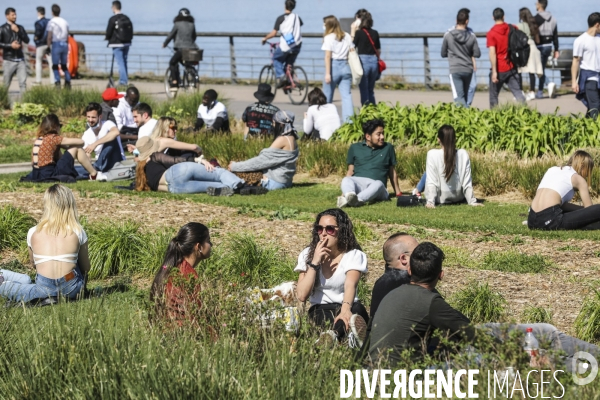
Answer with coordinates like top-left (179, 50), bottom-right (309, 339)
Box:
top-left (136, 136), bottom-right (160, 161)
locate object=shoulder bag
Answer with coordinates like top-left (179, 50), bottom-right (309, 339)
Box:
top-left (362, 28), bottom-right (386, 74)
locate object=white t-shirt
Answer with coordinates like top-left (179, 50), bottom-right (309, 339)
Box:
top-left (47, 17), bottom-right (69, 43)
top-left (303, 104), bottom-right (341, 141)
top-left (294, 247), bottom-right (367, 305)
top-left (113, 96), bottom-right (136, 130)
top-left (424, 148), bottom-right (477, 205)
top-left (321, 32), bottom-right (353, 60)
top-left (82, 120), bottom-right (117, 158)
top-left (278, 13), bottom-right (302, 52)
top-left (197, 101), bottom-right (228, 129)
top-left (573, 32), bottom-right (600, 81)
top-left (27, 226), bottom-right (87, 247)
top-left (138, 118), bottom-right (158, 138)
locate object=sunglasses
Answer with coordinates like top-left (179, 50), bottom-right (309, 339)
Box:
top-left (315, 225), bottom-right (339, 235)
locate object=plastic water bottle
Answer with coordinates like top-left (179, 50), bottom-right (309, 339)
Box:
top-left (523, 328), bottom-right (539, 362)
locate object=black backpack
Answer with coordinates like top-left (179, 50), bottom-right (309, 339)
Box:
top-left (507, 25), bottom-right (530, 68)
top-left (114, 14), bottom-right (134, 43)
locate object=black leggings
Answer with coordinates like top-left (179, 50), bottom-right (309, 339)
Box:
top-left (528, 204), bottom-right (600, 230)
top-left (169, 50), bottom-right (183, 85)
top-left (308, 302), bottom-right (369, 339)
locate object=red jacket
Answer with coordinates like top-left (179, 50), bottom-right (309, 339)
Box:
top-left (487, 23), bottom-right (516, 73)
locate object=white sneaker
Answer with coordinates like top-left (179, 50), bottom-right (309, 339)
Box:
top-left (96, 171), bottom-right (107, 182)
top-left (346, 192), bottom-right (359, 207)
top-left (548, 82), bottom-right (556, 99)
top-left (337, 195), bottom-right (348, 208)
top-left (525, 91), bottom-right (536, 101)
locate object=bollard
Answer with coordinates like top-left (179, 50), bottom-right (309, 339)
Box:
top-left (229, 36), bottom-right (238, 84)
top-left (423, 37), bottom-right (432, 90)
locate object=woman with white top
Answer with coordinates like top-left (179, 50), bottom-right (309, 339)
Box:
top-left (321, 15), bottom-right (355, 123)
top-left (528, 150), bottom-right (600, 230)
top-left (303, 88), bottom-right (341, 140)
top-left (295, 209), bottom-right (368, 347)
top-left (0, 185), bottom-right (89, 303)
top-left (424, 125), bottom-right (481, 208)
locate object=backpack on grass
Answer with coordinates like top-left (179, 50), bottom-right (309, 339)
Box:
top-left (507, 25), bottom-right (530, 68)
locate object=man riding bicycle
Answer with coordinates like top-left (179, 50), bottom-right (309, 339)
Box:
top-left (163, 8), bottom-right (198, 89)
top-left (261, 0), bottom-right (303, 89)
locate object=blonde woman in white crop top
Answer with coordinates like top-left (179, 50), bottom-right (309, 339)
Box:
top-left (0, 184), bottom-right (89, 303)
top-left (528, 150), bottom-right (600, 230)
top-left (295, 208), bottom-right (369, 347)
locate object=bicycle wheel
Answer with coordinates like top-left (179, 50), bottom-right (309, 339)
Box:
top-left (164, 68), bottom-right (177, 99)
top-left (287, 66), bottom-right (309, 105)
top-left (259, 65), bottom-right (277, 96)
top-left (182, 68), bottom-right (200, 95)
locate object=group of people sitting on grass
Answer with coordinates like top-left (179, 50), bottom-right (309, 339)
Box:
top-left (2, 185), bottom-right (596, 372)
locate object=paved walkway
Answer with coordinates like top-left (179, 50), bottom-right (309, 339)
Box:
top-left (6, 78), bottom-right (587, 122)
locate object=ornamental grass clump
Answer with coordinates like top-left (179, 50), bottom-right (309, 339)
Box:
top-left (521, 305), bottom-right (553, 324)
top-left (481, 251), bottom-right (551, 274)
top-left (574, 289), bottom-right (600, 344)
top-left (0, 205), bottom-right (35, 252)
top-left (22, 86), bottom-right (102, 118)
top-left (451, 281), bottom-right (507, 323)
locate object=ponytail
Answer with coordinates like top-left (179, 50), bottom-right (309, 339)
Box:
top-left (438, 125), bottom-right (457, 182)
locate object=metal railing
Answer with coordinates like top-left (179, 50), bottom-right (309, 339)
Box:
top-left (16, 30), bottom-right (579, 88)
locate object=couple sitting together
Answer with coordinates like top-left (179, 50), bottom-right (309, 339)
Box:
top-left (338, 120), bottom-right (479, 209)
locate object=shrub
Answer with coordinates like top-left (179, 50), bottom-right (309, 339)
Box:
top-left (0, 205), bottom-right (35, 252)
top-left (0, 85), bottom-right (9, 109)
top-left (22, 86), bottom-right (102, 117)
top-left (451, 281), bottom-right (507, 323)
top-left (480, 251), bottom-right (551, 274)
top-left (521, 306), bottom-right (553, 324)
top-left (574, 289), bottom-right (600, 344)
top-left (11, 103), bottom-right (49, 124)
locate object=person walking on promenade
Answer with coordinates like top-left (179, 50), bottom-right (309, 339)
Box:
top-left (442, 9), bottom-right (480, 107)
top-left (534, 0), bottom-right (559, 99)
top-left (33, 6), bottom-right (53, 85)
top-left (322, 15), bottom-right (354, 122)
top-left (46, 4), bottom-right (70, 89)
top-left (105, 1), bottom-right (133, 87)
top-left (1, 7), bottom-right (30, 94)
top-left (262, 0), bottom-right (303, 89)
top-left (353, 11), bottom-right (381, 106)
top-left (487, 8), bottom-right (525, 108)
top-left (572, 13), bottom-right (600, 120)
top-left (518, 8), bottom-right (543, 101)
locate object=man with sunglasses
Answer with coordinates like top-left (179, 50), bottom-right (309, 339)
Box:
top-left (338, 119), bottom-right (401, 208)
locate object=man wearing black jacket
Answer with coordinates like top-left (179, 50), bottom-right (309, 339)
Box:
top-left (1, 7), bottom-right (30, 93)
top-left (33, 6), bottom-right (53, 85)
top-left (105, 1), bottom-right (133, 86)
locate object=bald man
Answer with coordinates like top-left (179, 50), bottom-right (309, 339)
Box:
top-left (370, 232), bottom-right (419, 319)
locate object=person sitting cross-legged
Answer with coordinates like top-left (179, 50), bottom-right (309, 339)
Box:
top-left (338, 118), bottom-right (401, 208)
top-left (0, 184), bottom-right (89, 304)
top-left (369, 242), bottom-right (599, 371)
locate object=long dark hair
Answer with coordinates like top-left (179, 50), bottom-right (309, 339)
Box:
top-left (150, 223), bottom-right (209, 315)
top-left (38, 114), bottom-right (61, 137)
top-left (438, 125), bottom-right (457, 182)
top-left (308, 87), bottom-right (327, 109)
top-left (306, 209), bottom-right (362, 264)
top-left (519, 7), bottom-right (540, 44)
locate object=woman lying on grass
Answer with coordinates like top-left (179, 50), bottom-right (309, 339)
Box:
top-left (134, 136), bottom-right (244, 195)
top-left (30, 114), bottom-right (98, 181)
top-left (295, 208), bottom-right (369, 348)
top-left (150, 222), bottom-right (211, 325)
top-left (0, 184), bottom-right (89, 304)
top-left (415, 125), bottom-right (481, 208)
top-left (229, 111), bottom-right (299, 191)
top-left (528, 150), bottom-right (600, 230)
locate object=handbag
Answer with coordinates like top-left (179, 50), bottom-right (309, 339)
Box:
top-left (362, 28), bottom-right (386, 74)
top-left (282, 14), bottom-right (298, 47)
top-left (348, 47), bottom-right (364, 86)
top-left (396, 194), bottom-right (425, 207)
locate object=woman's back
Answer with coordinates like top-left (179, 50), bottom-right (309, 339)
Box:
top-left (172, 21), bottom-right (197, 49)
top-left (353, 28), bottom-right (380, 55)
top-left (425, 148), bottom-right (476, 204)
top-left (304, 104), bottom-right (341, 141)
top-left (531, 166), bottom-right (576, 212)
top-left (28, 226), bottom-right (84, 279)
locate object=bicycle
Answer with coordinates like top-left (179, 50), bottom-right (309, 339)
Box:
top-left (259, 42), bottom-right (309, 105)
top-left (164, 47), bottom-right (203, 99)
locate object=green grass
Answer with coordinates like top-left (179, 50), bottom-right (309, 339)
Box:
top-left (521, 305), bottom-right (554, 324)
top-left (451, 282), bottom-right (507, 323)
top-left (574, 289), bottom-right (600, 344)
top-left (480, 251), bottom-right (552, 274)
top-left (0, 205), bottom-right (35, 252)
top-left (0, 143), bottom-right (30, 164)
top-left (22, 86), bottom-right (103, 118)
top-left (0, 85), bottom-right (9, 109)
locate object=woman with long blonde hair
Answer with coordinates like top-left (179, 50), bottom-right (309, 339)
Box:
top-left (150, 117), bottom-right (178, 140)
top-left (0, 184), bottom-right (90, 303)
top-left (321, 15), bottom-right (354, 122)
top-left (529, 150), bottom-right (600, 230)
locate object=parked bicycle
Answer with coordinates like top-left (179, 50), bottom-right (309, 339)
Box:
top-left (259, 42), bottom-right (308, 105)
top-left (164, 47), bottom-right (203, 99)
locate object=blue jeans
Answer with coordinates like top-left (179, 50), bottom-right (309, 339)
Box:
top-left (323, 59), bottom-right (354, 123)
top-left (165, 163), bottom-right (243, 194)
top-left (273, 44), bottom-right (301, 79)
top-left (467, 71), bottom-right (477, 106)
top-left (358, 54), bottom-right (378, 106)
top-left (416, 172), bottom-right (427, 193)
top-left (0, 267), bottom-right (84, 303)
top-left (261, 178), bottom-right (291, 191)
top-left (537, 45), bottom-right (553, 92)
top-left (341, 176), bottom-right (389, 203)
top-left (450, 71), bottom-right (473, 107)
top-left (113, 46), bottom-right (130, 85)
top-left (51, 41), bottom-right (71, 83)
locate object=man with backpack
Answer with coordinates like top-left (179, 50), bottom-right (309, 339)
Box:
top-left (486, 7), bottom-right (526, 108)
top-left (534, 0), bottom-right (559, 99)
top-left (261, 0), bottom-right (303, 89)
top-left (105, 1), bottom-right (133, 87)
